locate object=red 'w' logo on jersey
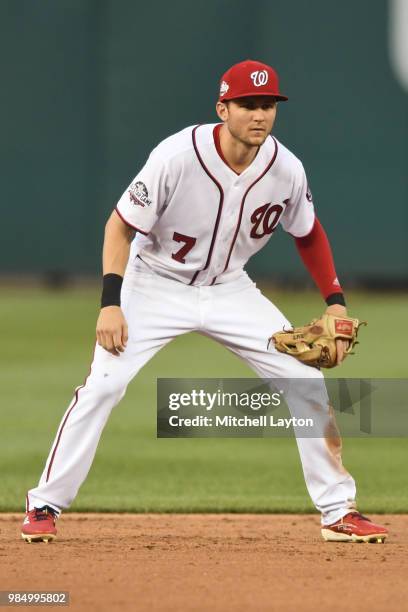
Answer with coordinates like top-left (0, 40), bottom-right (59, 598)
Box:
top-left (250, 203), bottom-right (284, 239)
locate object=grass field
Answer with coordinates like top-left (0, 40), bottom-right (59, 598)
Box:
top-left (1, 286), bottom-right (407, 513)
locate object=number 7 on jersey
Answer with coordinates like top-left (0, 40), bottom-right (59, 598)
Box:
top-left (171, 232), bottom-right (197, 264)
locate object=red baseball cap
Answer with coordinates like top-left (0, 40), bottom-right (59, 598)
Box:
top-left (218, 59), bottom-right (288, 102)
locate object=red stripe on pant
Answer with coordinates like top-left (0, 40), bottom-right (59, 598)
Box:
top-left (45, 342), bottom-right (97, 482)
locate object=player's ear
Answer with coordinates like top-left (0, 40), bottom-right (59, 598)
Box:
top-left (216, 101), bottom-right (228, 122)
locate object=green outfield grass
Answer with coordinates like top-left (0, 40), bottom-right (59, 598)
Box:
top-left (1, 286), bottom-right (407, 513)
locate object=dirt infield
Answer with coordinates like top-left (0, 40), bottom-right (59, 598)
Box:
top-left (1, 514), bottom-right (407, 611)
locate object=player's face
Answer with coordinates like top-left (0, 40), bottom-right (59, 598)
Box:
top-left (216, 96), bottom-right (277, 147)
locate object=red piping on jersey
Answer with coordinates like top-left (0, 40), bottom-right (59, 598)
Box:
top-left (221, 137), bottom-right (279, 275)
top-left (190, 125), bottom-right (224, 285)
top-left (189, 270), bottom-right (200, 285)
top-left (45, 342), bottom-right (97, 483)
top-left (115, 207), bottom-right (149, 236)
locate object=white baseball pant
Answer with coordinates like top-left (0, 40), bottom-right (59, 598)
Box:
top-left (27, 267), bottom-right (356, 525)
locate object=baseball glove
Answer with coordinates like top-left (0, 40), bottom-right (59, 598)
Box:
top-left (269, 313), bottom-right (366, 368)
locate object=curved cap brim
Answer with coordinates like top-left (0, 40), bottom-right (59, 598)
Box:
top-left (220, 92), bottom-right (288, 102)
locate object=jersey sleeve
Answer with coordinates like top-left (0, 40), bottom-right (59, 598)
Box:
top-left (279, 162), bottom-right (315, 238)
top-left (115, 149), bottom-right (168, 235)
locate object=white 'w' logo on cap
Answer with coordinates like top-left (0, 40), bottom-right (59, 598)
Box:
top-left (250, 70), bottom-right (268, 86)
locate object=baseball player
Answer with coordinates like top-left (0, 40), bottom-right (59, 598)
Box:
top-left (22, 60), bottom-right (388, 544)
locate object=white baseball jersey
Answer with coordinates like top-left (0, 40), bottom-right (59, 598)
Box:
top-left (117, 123), bottom-right (315, 286)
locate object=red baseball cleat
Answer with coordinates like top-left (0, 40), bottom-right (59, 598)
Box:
top-left (21, 506), bottom-right (58, 543)
top-left (321, 511), bottom-right (388, 543)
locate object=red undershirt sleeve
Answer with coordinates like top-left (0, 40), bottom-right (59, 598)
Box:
top-left (294, 217), bottom-right (346, 306)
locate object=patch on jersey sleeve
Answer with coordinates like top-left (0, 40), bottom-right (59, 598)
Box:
top-left (128, 181), bottom-right (152, 207)
top-left (306, 184), bottom-right (313, 202)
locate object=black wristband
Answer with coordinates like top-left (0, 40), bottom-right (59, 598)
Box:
top-left (325, 292), bottom-right (346, 307)
top-left (101, 273), bottom-right (123, 308)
